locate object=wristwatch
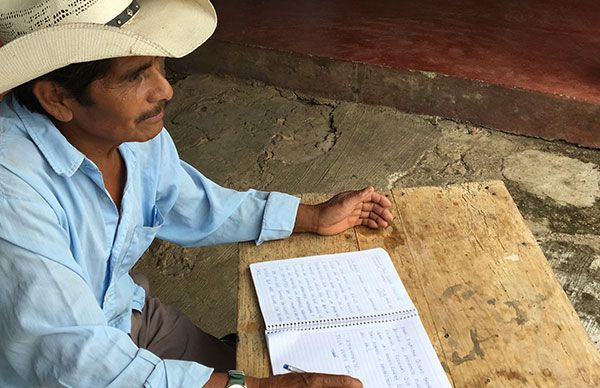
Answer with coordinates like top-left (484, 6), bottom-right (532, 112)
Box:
top-left (226, 369), bottom-right (246, 388)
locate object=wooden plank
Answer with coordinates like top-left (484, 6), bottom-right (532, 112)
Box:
top-left (237, 194), bottom-right (359, 376)
top-left (354, 190), bottom-right (456, 384)
top-left (237, 182), bottom-right (600, 385)
top-left (380, 181), bottom-right (599, 387)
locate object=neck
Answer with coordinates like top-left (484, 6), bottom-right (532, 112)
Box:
top-left (55, 119), bottom-right (127, 211)
top-left (55, 119), bottom-right (120, 169)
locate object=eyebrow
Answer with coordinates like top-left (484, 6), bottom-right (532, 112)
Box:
top-left (119, 60), bottom-right (154, 81)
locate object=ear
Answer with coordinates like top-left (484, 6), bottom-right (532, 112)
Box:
top-left (32, 80), bottom-right (74, 122)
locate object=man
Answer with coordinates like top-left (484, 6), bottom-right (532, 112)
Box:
top-left (0, 1), bottom-right (393, 387)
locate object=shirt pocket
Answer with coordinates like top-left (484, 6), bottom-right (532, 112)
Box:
top-left (120, 205), bottom-right (165, 273)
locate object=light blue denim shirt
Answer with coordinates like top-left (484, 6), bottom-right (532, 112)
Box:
top-left (0, 94), bottom-right (300, 387)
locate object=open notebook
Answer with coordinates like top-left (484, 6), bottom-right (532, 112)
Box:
top-left (250, 248), bottom-right (451, 388)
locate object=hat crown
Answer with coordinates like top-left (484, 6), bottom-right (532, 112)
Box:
top-left (0, 0), bottom-right (131, 44)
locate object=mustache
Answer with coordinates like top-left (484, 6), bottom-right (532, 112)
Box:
top-left (136, 100), bottom-right (169, 123)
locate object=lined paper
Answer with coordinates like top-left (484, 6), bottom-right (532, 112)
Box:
top-left (250, 248), bottom-right (451, 388)
top-left (268, 318), bottom-right (450, 388)
top-left (250, 248), bottom-right (415, 327)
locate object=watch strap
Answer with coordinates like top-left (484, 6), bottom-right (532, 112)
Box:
top-left (226, 369), bottom-right (246, 387)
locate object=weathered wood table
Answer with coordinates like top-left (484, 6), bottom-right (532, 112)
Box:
top-left (237, 181), bottom-right (600, 387)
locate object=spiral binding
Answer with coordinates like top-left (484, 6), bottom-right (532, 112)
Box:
top-left (266, 309), bottom-right (417, 334)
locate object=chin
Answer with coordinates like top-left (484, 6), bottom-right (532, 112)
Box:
top-left (149, 123), bottom-right (164, 139)
top-left (136, 122), bottom-right (164, 142)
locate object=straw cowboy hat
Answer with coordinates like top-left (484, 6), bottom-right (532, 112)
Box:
top-left (0, 0), bottom-right (217, 94)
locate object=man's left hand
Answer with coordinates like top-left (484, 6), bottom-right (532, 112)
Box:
top-left (293, 186), bottom-right (394, 236)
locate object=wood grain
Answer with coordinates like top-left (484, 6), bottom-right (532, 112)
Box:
top-left (237, 182), bottom-right (600, 386)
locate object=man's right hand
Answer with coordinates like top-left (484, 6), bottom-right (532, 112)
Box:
top-left (250, 372), bottom-right (363, 387)
top-left (204, 372), bottom-right (363, 388)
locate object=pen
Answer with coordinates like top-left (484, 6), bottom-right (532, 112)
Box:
top-left (283, 363), bottom-right (307, 373)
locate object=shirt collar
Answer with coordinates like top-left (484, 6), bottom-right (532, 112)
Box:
top-left (9, 94), bottom-right (86, 177)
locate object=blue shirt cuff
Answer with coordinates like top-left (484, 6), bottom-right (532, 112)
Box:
top-left (131, 283), bottom-right (146, 312)
top-left (256, 192), bottom-right (300, 245)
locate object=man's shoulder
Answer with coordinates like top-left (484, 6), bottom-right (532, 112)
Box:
top-left (0, 120), bottom-right (36, 154)
top-left (0, 138), bottom-right (48, 202)
top-left (0, 159), bottom-right (45, 204)
top-left (0, 95), bottom-right (38, 152)
top-left (0, 118), bottom-right (47, 170)
top-left (0, 106), bottom-right (52, 201)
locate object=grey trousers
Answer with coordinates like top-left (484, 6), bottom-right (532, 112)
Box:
top-left (129, 274), bottom-right (236, 372)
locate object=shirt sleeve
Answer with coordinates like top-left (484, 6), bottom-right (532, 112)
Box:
top-left (0, 174), bottom-right (211, 387)
top-left (154, 131), bottom-right (301, 247)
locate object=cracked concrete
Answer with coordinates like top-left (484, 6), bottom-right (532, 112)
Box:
top-left (134, 73), bottom-right (600, 350)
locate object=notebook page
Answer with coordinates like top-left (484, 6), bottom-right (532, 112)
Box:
top-left (250, 248), bottom-right (415, 328)
top-left (268, 317), bottom-right (451, 388)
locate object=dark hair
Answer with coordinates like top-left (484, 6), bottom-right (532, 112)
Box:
top-left (12, 58), bottom-right (113, 116)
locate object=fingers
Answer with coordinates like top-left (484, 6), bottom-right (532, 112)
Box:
top-left (360, 200), bottom-right (394, 230)
top-left (361, 218), bottom-right (379, 228)
top-left (354, 187), bottom-right (392, 209)
top-left (313, 373), bottom-right (363, 387)
top-left (338, 186), bottom-right (395, 231)
top-left (359, 186), bottom-right (375, 198)
top-left (360, 210), bottom-right (388, 228)
top-left (268, 373), bottom-right (363, 388)
top-left (360, 211), bottom-right (386, 227)
top-left (357, 186), bottom-right (391, 206)
top-left (359, 187), bottom-right (393, 212)
top-left (369, 190), bottom-right (392, 208)
top-left (361, 203), bottom-right (394, 223)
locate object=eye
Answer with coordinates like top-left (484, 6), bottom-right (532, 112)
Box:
top-left (128, 69), bottom-right (145, 82)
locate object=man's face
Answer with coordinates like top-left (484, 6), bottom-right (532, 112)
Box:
top-left (67, 56), bottom-right (173, 145)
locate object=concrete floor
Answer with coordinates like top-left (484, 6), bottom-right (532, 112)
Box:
top-left (133, 72), bottom-right (600, 350)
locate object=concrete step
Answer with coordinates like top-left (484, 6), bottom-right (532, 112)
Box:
top-left (170, 0), bottom-right (600, 148)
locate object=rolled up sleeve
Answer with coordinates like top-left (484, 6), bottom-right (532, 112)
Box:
top-left (256, 191), bottom-right (301, 244)
top-left (154, 131), bottom-right (300, 247)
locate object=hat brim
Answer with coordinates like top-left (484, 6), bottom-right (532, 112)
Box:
top-left (0, 0), bottom-right (217, 93)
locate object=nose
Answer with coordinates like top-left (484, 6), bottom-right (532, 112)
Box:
top-left (148, 61), bottom-right (173, 103)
